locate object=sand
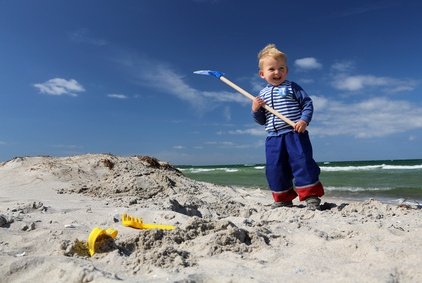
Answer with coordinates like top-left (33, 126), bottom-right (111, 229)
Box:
top-left (0, 154), bottom-right (421, 283)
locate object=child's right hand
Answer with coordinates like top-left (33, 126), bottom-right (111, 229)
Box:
top-left (252, 97), bottom-right (265, 112)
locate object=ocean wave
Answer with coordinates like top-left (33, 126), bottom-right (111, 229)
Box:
top-left (320, 165), bottom-right (382, 172)
top-left (178, 167), bottom-right (239, 174)
top-left (325, 186), bottom-right (422, 202)
top-left (324, 186), bottom-right (394, 192)
top-left (381, 164), bottom-right (422, 170)
top-left (320, 164), bottom-right (422, 172)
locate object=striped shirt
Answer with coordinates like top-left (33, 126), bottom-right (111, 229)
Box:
top-left (253, 80), bottom-right (314, 136)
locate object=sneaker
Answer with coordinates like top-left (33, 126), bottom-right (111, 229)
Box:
top-left (271, 201), bottom-right (293, 209)
top-left (305, 197), bottom-right (321, 211)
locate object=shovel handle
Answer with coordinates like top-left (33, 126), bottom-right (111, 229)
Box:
top-left (219, 76), bottom-right (296, 128)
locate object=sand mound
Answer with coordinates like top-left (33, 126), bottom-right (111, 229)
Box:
top-left (1, 154), bottom-right (421, 282)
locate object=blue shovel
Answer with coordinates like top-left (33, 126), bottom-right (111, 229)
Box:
top-left (193, 70), bottom-right (295, 127)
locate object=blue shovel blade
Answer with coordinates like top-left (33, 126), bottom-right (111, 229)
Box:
top-left (193, 70), bottom-right (225, 78)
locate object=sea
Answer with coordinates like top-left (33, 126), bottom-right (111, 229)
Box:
top-left (178, 159), bottom-right (422, 205)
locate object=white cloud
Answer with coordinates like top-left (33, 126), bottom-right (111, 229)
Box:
top-left (205, 141), bottom-right (234, 146)
top-left (332, 74), bottom-right (417, 93)
top-left (329, 60), bottom-right (418, 93)
top-left (107, 94), bottom-right (128, 99)
top-left (227, 95), bottom-right (422, 139)
top-left (249, 74), bottom-right (266, 92)
top-left (310, 96), bottom-right (422, 138)
top-left (332, 75), bottom-right (388, 91)
top-left (34, 78), bottom-right (85, 96)
top-left (294, 57), bottom-right (322, 70)
top-left (173, 145), bottom-right (185, 149)
top-left (387, 85), bottom-right (416, 93)
top-left (331, 61), bottom-right (355, 72)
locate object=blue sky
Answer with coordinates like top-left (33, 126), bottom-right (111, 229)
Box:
top-left (1, 0), bottom-right (421, 165)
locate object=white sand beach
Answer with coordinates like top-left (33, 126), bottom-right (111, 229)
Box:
top-left (1, 154), bottom-right (421, 283)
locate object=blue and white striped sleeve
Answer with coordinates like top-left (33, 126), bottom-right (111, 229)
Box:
top-left (292, 82), bottom-right (313, 124)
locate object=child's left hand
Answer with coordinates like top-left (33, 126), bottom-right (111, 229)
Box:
top-left (294, 120), bottom-right (308, 133)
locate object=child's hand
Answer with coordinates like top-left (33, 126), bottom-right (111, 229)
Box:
top-left (294, 120), bottom-right (308, 133)
top-left (252, 97), bottom-right (265, 112)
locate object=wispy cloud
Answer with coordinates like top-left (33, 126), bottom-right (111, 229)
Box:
top-left (107, 93), bottom-right (128, 99)
top-left (332, 2), bottom-right (397, 18)
top-left (204, 140), bottom-right (259, 149)
top-left (33, 78), bottom-right (85, 96)
top-left (249, 74), bottom-right (266, 92)
top-left (332, 74), bottom-right (417, 93)
top-left (69, 28), bottom-right (108, 46)
top-left (173, 145), bottom-right (185, 150)
top-left (115, 53), bottom-right (249, 111)
top-left (331, 61), bottom-right (355, 72)
top-left (291, 58), bottom-right (422, 138)
top-left (332, 75), bottom-right (388, 91)
top-left (223, 95), bottom-right (422, 139)
top-left (294, 57), bottom-right (322, 71)
top-left (311, 96), bottom-right (422, 138)
top-left (52, 144), bottom-right (83, 149)
top-left (228, 127), bottom-right (266, 137)
top-left (222, 106), bottom-right (232, 121)
top-left (328, 59), bottom-right (418, 93)
top-left (115, 52), bottom-right (421, 141)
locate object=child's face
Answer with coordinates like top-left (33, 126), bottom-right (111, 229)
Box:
top-left (259, 56), bottom-right (288, 86)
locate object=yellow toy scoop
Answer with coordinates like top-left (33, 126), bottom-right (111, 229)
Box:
top-left (87, 227), bottom-right (118, 256)
top-left (122, 213), bottom-right (175, 230)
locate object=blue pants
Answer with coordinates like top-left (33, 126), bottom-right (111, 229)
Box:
top-left (265, 131), bottom-right (324, 202)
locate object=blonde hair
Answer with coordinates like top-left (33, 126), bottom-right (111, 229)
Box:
top-left (258, 44), bottom-right (287, 69)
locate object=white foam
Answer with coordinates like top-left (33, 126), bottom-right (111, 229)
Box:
top-left (320, 164), bottom-right (422, 172)
top-left (320, 165), bottom-right (382, 172)
top-left (324, 186), bottom-right (393, 192)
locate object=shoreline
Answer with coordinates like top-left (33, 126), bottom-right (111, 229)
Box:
top-left (1, 154), bottom-right (421, 282)
top-left (180, 160), bottom-right (422, 205)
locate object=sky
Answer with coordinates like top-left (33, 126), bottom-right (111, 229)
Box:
top-left (1, 0), bottom-right (422, 165)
